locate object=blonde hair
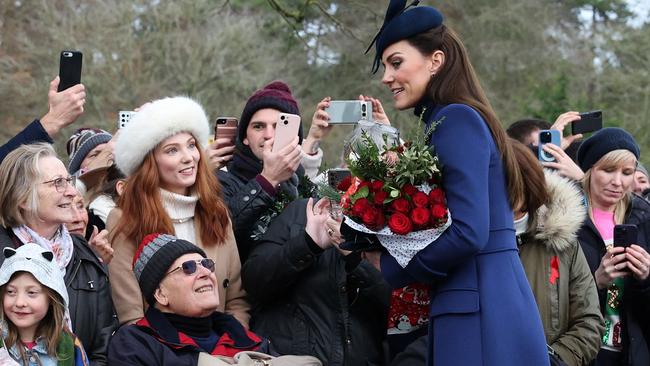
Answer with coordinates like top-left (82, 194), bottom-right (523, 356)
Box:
top-left (0, 143), bottom-right (57, 228)
top-left (582, 149), bottom-right (637, 224)
top-left (0, 272), bottom-right (72, 359)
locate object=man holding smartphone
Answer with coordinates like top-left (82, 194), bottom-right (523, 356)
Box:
top-left (216, 81), bottom-right (311, 263)
top-left (0, 76), bottom-right (86, 163)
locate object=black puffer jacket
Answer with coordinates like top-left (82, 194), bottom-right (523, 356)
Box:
top-left (577, 196), bottom-right (650, 366)
top-left (217, 168), bottom-right (276, 262)
top-left (242, 199), bottom-right (391, 366)
top-left (0, 227), bottom-right (119, 366)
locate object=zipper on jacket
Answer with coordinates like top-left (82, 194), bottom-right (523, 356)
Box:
top-left (66, 259), bottom-right (83, 287)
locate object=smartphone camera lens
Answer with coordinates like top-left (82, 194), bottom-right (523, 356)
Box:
top-left (361, 104), bottom-right (367, 112)
top-left (540, 132), bottom-right (551, 143)
top-left (280, 115), bottom-right (285, 120)
top-left (284, 120), bottom-right (288, 125)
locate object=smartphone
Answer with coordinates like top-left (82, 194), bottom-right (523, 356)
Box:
top-left (327, 168), bottom-right (352, 189)
top-left (538, 129), bottom-right (561, 162)
top-left (58, 50), bottom-right (83, 92)
top-left (326, 100), bottom-right (372, 124)
top-left (571, 110), bottom-right (603, 135)
top-left (272, 113), bottom-right (301, 153)
top-left (614, 224), bottom-right (637, 248)
top-left (117, 111), bottom-right (136, 129)
top-left (214, 117), bottom-right (238, 145)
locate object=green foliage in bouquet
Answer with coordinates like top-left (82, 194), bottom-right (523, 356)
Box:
top-left (390, 118), bottom-right (442, 187)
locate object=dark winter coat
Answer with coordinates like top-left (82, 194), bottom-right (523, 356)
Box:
top-left (518, 170), bottom-right (604, 366)
top-left (0, 227), bottom-right (119, 366)
top-left (242, 198), bottom-right (391, 366)
top-left (107, 307), bottom-right (268, 366)
top-left (0, 119), bottom-right (52, 163)
top-left (577, 195), bottom-right (650, 366)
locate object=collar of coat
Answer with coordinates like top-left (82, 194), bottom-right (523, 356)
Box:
top-left (525, 169), bottom-right (586, 253)
top-left (135, 307), bottom-right (262, 357)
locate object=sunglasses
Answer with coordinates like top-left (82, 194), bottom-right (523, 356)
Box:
top-left (41, 176), bottom-right (77, 193)
top-left (165, 258), bottom-right (215, 277)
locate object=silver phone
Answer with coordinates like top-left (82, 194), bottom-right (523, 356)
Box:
top-left (326, 100), bottom-right (372, 124)
top-left (118, 111), bottom-right (136, 129)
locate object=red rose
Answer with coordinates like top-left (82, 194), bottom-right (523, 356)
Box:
top-left (362, 207), bottom-right (385, 230)
top-left (352, 198), bottom-right (370, 217)
top-left (358, 180), bottom-right (371, 191)
top-left (430, 203), bottom-right (447, 220)
top-left (412, 191), bottom-right (429, 208)
top-left (388, 212), bottom-right (413, 235)
top-left (337, 175), bottom-right (352, 191)
top-left (391, 198), bottom-right (410, 213)
top-left (411, 207), bottom-right (430, 227)
top-left (371, 180), bottom-right (384, 192)
top-left (373, 190), bottom-right (389, 205)
top-left (429, 188), bottom-right (445, 204)
top-left (402, 184), bottom-right (417, 196)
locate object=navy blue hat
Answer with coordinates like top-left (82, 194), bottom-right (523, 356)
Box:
top-left (577, 127), bottom-right (640, 172)
top-left (366, 0), bottom-right (444, 73)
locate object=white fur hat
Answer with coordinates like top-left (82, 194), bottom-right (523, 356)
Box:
top-left (114, 96), bottom-right (210, 176)
top-left (0, 244), bottom-right (69, 307)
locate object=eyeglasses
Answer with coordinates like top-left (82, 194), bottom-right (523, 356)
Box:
top-left (41, 176), bottom-right (77, 193)
top-left (165, 258), bottom-right (215, 277)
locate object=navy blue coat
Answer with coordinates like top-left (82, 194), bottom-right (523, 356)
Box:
top-left (380, 102), bottom-right (549, 365)
top-left (0, 119), bottom-right (52, 163)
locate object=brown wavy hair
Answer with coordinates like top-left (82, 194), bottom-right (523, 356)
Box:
top-left (113, 137), bottom-right (230, 246)
top-left (0, 272), bottom-right (71, 359)
top-left (510, 139), bottom-right (549, 226)
top-left (406, 25), bottom-right (524, 209)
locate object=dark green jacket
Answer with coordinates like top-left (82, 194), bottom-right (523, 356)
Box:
top-left (519, 171), bottom-right (604, 366)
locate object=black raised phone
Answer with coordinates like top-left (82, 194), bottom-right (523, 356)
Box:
top-left (614, 224), bottom-right (637, 248)
top-left (58, 50), bottom-right (83, 92)
top-left (571, 110), bottom-right (602, 135)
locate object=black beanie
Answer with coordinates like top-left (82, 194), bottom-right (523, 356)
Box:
top-left (132, 233), bottom-right (207, 305)
top-left (238, 81), bottom-right (302, 145)
top-left (577, 127), bottom-right (640, 172)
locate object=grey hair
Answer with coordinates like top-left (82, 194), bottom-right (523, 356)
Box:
top-left (0, 143), bottom-right (58, 227)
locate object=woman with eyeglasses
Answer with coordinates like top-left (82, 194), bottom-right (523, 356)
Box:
top-left (0, 143), bottom-right (118, 365)
top-left (107, 96), bottom-right (250, 328)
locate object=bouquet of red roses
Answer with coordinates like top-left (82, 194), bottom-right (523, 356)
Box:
top-left (327, 120), bottom-right (451, 268)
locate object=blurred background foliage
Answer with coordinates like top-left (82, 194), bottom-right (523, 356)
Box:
top-left (1, 0), bottom-right (649, 168)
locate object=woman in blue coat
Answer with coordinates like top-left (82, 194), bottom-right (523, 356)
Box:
top-left (362, 1), bottom-right (549, 364)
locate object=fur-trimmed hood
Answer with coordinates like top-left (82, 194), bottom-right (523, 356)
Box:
top-left (527, 170), bottom-right (586, 252)
top-left (114, 96), bottom-right (210, 176)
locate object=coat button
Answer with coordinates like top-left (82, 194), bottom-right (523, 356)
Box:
top-left (222, 279), bottom-right (230, 288)
top-left (340, 285), bottom-right (347, 293)
top-left (250, 189), bottom-right (257, 194)
top-left (243, 196), bottom-right (250, 202)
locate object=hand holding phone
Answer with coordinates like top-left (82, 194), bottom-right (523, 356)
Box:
top-left (58, 51), bottom-right (83, 92)
top-left (571, 110), bottom-right (602, 135)
top-left (538, 130), bottom-right (561, 162)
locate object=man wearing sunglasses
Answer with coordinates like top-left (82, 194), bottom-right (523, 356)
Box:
top-left (107, 233), bottom-right (270, 365)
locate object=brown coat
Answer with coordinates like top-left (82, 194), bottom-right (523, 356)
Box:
top-left (519, 171), bottom-right (604, 366)
top-left (106, 209), bottom-right (250, 327)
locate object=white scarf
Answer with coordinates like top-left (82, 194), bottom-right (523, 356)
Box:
top-left (12, 225), bottom-right (74, 272)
